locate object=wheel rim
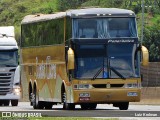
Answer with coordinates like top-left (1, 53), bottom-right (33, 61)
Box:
top-left (63, 92), bottom-right (67, 109)
top-left (33, 89), bottom-right (39, 109)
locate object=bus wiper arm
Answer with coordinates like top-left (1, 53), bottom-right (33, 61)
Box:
top-left (91, 67), bottom-right (103, 80)
top-left (110, 67), bottom-right (126, 80)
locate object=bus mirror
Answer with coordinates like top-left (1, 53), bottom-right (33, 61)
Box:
top-left (67, 48), bottom-right (75, 70)
top-left (141, 46), bottom-right (149, 66)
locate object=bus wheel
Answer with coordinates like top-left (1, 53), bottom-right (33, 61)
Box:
top-left (32, 88), bottom-right (44, 109)
top-left (89, 103), bottom-right (97, 110)
top-left (11, 100), bottom-right (18, 106)
top-left (119, 102), bottom-right (129, 110)
top-left (62, 91), bottom-right (75, 110)
top-left (80, 103), bottom-right (97, 110)
top-left (45, 102), bottom-right (53, 109)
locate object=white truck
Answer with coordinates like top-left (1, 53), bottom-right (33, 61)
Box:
top-left (0, 26), bottom-right (20, 106)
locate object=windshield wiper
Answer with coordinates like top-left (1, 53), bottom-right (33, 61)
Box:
top-left (110, 67), bottom-right (126, 80)
top-left (91, 66), bottom-right (126, 80)
top-left (91, 67), bottom-right (103, 80)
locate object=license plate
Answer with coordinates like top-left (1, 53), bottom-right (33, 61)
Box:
top-left (127, 92), bottom-right (138, 96)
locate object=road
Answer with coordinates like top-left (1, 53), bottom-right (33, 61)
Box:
top-left (0, 102), bottom-right (160, 119)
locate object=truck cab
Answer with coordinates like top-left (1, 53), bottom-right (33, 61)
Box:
top-left (0, 26), bottom-right (20, 106)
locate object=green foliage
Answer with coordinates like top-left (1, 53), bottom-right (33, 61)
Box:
top-left (81, 0), bottom-right (124, 8)
top-left (0, 0), bottom-right (56, 41)
top-left (56, 0), bottom-right (84, 11)
top-left (0, 0), bottom-right (160, 61)
top-left (143, 21), bottom-right (160, 62)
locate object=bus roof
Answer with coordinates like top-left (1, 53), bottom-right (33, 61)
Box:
top-left (67, 8), bottom-right (135, 17)
top-left (21, 12), bottom-right (66, 24)
top-left (21, 8), bottom-right (135, 24)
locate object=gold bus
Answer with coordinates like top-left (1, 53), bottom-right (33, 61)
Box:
top-left (20, 8), bottom-right (148, 110)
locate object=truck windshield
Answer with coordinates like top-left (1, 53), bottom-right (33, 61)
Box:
top-left (73, 18), bottom-right (137, 38)
top-left (0, 49), bottom-right (18, 67)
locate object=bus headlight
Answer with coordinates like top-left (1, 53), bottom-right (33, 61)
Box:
top-left (74, 84), bottom-right (92, 89)
top-left (124, 83), bottom-right (138, 88)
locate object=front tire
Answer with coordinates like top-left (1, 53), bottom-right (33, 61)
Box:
top-left (11, 100), bottom-right (18, 106)
top-left (81, 103), bottom-right (97, 110)
top-left (62, 91), bottom-right (75, 110)
top-left (119, 102), bottom-right (129, 110)
top-left (4, 100), bottom-right (10, 106)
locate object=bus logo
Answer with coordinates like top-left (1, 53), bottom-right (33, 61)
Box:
top-left (106, 83), bottom-right (111, 88)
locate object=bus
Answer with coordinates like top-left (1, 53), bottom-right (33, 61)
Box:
top-left (20, 8), bottom-right (148, 110)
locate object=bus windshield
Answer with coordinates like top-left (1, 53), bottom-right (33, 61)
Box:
top-left (73, 18), bottom-right (137, 38)
top-left (0, 50), bottom-right (18, 67)
top-left (74, 43), bottom-right (140, 79)
top-left (73, 17), bottom-right (140, 79)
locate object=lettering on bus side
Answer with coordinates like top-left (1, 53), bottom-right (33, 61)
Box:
top-left (36, 56), bottom-right (56, 79)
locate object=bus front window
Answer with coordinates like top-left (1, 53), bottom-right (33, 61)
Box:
top-left (74, 45), bottom-right (106, 79)
top-left (74, 43), bottom-right (140, 79)
top-left (72, 17), bottom-right (139, 79)
top-left (108, 43), bottom-right (140, 78)
top-left (73, 18), bottom-right (137, 38)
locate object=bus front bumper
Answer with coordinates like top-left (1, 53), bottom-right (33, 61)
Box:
top-left (73, 88), bottom-right (141, 103)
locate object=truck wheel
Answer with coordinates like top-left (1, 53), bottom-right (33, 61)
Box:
top-left (4, 100), bottom-right (10, 106)
top-left (11, 100), bottom-right (18, 106)
top-left (0, 100), bottom-right (3, 106)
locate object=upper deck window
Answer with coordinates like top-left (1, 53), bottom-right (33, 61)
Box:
top-left (73, 18), bottom-right (137, 38)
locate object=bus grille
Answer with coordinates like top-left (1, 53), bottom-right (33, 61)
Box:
top-left (0, 72), bottom-right (14, 95)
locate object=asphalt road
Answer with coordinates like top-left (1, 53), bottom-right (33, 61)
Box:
top-left (0, 102), bottom-right (160, 119)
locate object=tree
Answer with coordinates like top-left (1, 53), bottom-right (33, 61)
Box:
top-left (56, 0), bottom-right (84, 11)
top-left (143, 22), bottom-right (160, 62)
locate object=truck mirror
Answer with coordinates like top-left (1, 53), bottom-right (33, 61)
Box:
top-left (141, 46), bottom-right (149, 66)
top-left (67, 48), bottom-right (75, 70)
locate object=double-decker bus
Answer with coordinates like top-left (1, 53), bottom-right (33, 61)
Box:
top-left (20, 8), bottom-right (148, 110)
